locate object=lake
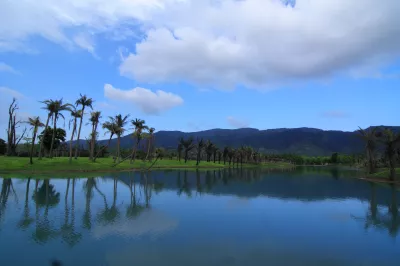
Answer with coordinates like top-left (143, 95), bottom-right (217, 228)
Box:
top-left (0, 167), bottom-right (399, 266)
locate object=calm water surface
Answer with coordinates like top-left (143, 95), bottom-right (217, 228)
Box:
top-left (0, 167), bottom-right (399, 266)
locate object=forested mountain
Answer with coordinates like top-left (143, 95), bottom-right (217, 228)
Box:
top-left (73, 126), bottom-right (399, 156)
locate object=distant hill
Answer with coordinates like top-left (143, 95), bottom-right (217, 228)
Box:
top-left (72, 126), bottom-right (400, 156)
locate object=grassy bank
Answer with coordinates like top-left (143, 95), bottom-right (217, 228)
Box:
top-left (368, 168), bottom-right (400, 179)
top-left (0, 156), bottom-right (294, 175)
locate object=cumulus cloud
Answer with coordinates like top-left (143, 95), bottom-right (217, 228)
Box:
top-left (0, 0), bottom-right (170, 53)
top-left (104, 83), bottom-right (183, 115)
top-left (119, 0), bottom-right (400, 88)
top-left (0, 62), bottom-right (19, 74)
top-left (1, 0), bottom-right (400, 88)
top-left (227, 116), bottom-right (250, 128)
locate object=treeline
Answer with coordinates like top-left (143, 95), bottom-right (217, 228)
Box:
top-left (1, 97), bottom-right (399, 178)
top-left (2, 97), bottom-right (158, 165)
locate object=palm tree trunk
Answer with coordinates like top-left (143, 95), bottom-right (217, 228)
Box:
top-left (49, 116), bottom-right (57, 158)
top-left (389, 153), bottom-right (396, 181)
top-left (94, 134), bottom-right (113, 162)
top-left (29, 129), bottom-right (37, 165)
top-left (69, 118), bottom-right (77, 163)
top-left (38, 114), bottom-right (51, 160)
top-left (74, 107), bottom-right (85, 159)
top-left (130, 139), bottom-right (139, 164)
top-left (117, 135), bottom-right (121, 162)
top-left (145, 135), bottom-right (152, 160)
top-left (90, 122), bottom-right (97, 160)
top-left (367, 148), bottom-right (375, 174)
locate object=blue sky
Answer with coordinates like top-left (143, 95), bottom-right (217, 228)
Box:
top-left (0, 0), bottom-right (399, 140)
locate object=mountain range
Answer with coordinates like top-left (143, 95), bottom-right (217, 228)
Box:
top-left (73, 126), bottom-right (399, 156)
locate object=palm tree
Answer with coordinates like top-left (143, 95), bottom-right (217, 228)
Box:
top-left (113, 114), bottom-right (130, 162)
top-left (69, 108), bottom-right (82, 163)
top-left (204, 140), bottom-right (214, 162)
top-left (49, 99), bottom-right (72, 158)
top-left (145, 127), bottom-right (156, 160)
top-left (93, 118), bottom-right (117, 162)
top-left (130, 118), bottom-right (147, 164)
top-left (38, 100), bottom-right (56, 159)
top-left (74, 94), bottom-right (93, 159)
top-left (179, 137), bottom-right (195, 163)
top-left (213, 146), bottom-right (219, 163)
top-left (378, 129), bottom-right (400, 181)
top-left (196, 138), bottom-right (205, 166)
top-left (177, 143), bottom-right (183, 161)
top-left (89, 111), bottom-right (102, 161)
top-left (26, 117), bottom-right (45, 164)
top-left (357, 127), bottom-right (379, 174)
top-left (223, 147), bottom-right (229, 165)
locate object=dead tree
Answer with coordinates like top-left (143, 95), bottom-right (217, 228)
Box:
top-left (6, 98), bottom-right (27, 156)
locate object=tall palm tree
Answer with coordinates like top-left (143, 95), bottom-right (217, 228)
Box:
top-left (213, 146), bottom-right (219, 163)
top-left (26, 117), bottom-right (45, 164)
top-left (357, 127), bottom-right (379, 174)
top-left (205, 140), bottom-right (214, 162)
top-left (89, 111), bottom-right (102, 161)
top-left (93, 118), bottom-right (117, 162)
top-left (49, 99), bottom-right (72, 158)
top-left (145, 127), bottom-right (156, 160)
top-left (223, 147), bottom-right (229, 165)
top-left (69, 108), bottom-right (82, 163)
top-left (196, 138), bottom-right (205, 166)
top-left (113, 114), bottom-right (130, 162)
top-left (130, 118), bottom-right (147, 164)
top-left (179, 137), bottom-right (195, 163)
top-left (74, 94), bottom-right (93, 159)
top-left (177, 143), bottom-right (183, 161)
top-left (378, 129), bottom-right (400, 181)
top-left (38, 100), bottom-right (56, 159)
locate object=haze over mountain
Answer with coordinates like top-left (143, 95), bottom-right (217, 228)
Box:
top-left (74, 126), bottom-right (399, 156)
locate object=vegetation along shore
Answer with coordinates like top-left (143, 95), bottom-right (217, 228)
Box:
top-left (0, 96), bottom-right (399, 181)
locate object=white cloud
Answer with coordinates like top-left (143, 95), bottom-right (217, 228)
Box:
top-left (0, 0), bottom-right (171, 53)
top-left (104, 83), bottom-right (183, 115)
top-left (119, 0), bottom-right (400, 88)
top-left (73, 33), bottom-right (99, 58)
top-left (96, 101), bottom-right (116, 110)
top-left (0, 62), bottom-right (19, 74)
top-left (1, 0), bottom-right (400, 88)
top-left (0, 87), bottom-right (24, 99)
top-left (227, 116), bottom-right (250, 128)
top-left (92, 209), bottom-right (178, 239)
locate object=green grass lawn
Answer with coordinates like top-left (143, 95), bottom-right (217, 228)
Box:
top-left (368, 168), bottom-right (400, 179)
top-left (0, 156), bottom-right (294, 175)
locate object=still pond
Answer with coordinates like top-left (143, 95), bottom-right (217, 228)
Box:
top-left (0, 167), bottom-right (399, 266)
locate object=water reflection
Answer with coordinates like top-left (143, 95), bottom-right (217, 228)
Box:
top-left (0, 167), bottom-right (399, 265)
top-left (353, 184), bottom-right (400, 237)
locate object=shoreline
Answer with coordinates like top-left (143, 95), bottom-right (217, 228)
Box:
top-left (0, 156), bottom-right (295, 177)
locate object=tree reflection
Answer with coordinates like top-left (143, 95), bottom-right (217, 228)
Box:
top-left (0, 178), bottom-right (16, 225)
top-left (195, 170), bottom-right (203, 195)
top-left (97, 176), bottom-right (120, 225)
top-left (82, 178), bottom-right (95, 230)
top-left (61, 179), bottom-right (82, 247)
top-left (18, 178), bottom-right (34, 229)
top-left (354, 183), bottom-right (400, 237)
top-left (32, 179), bottom-right (60, 244)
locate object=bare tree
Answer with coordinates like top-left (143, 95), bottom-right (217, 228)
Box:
top-left (6, 98), bottom-right (27, 156)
